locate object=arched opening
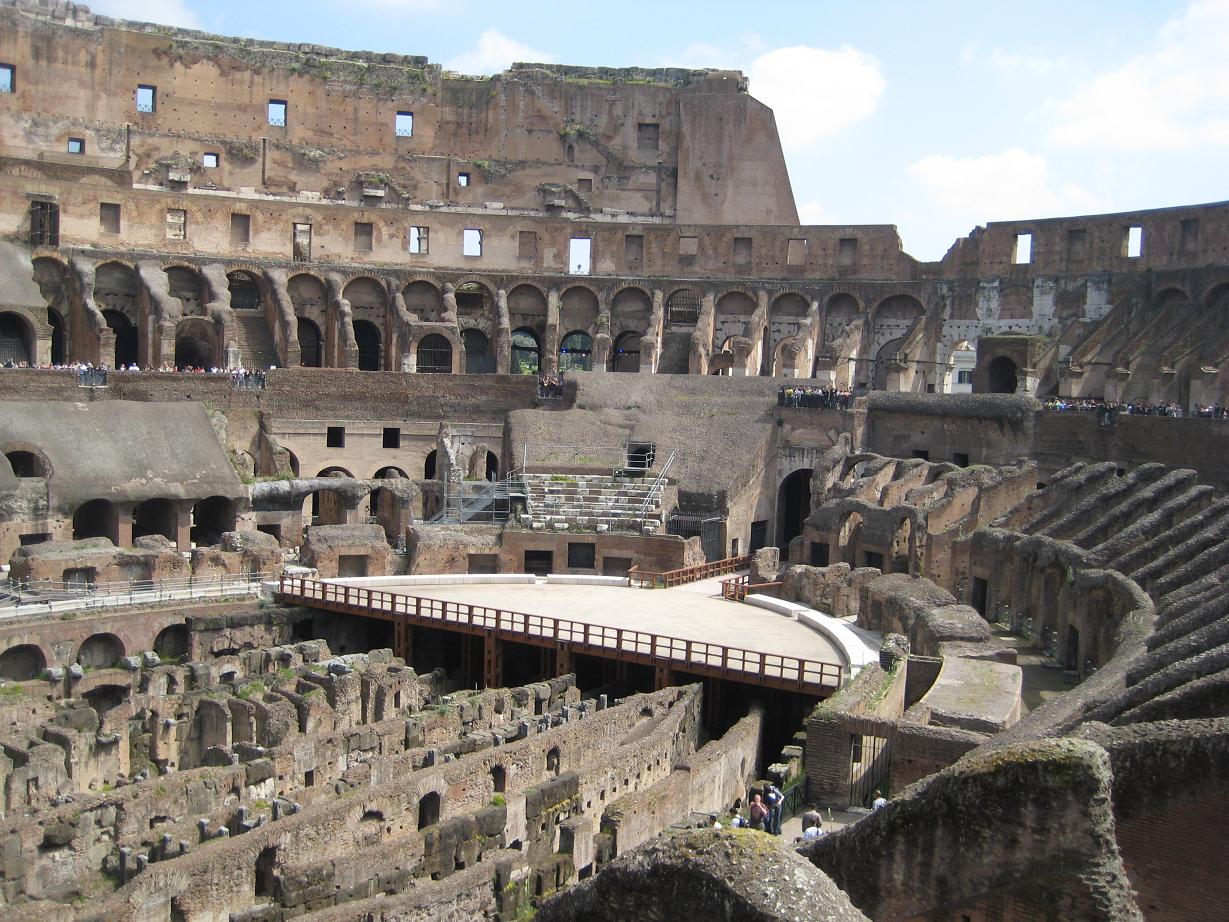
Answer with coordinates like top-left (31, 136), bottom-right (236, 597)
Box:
top-left (773, 293), bottom-right (810, 320)
top-left (77, 633), bottom-right (124, 669)
top-left (838, 512), bottom-right (864, 566)
top-left (353, 320), bottom-right (382, 371)
top-left (511, 328), bottom-right (540, 375)
top-left (403, 280), bottom-right (444, 322)
top-left (491, 764), bottom-right (506, 793)
top-left (824, 294), bottom-right (861, 345)
top-left (254, 846), bottom-right (278, 898)
top-left (0, 644), bottom-right (45, 681)
top-left (153, 624), bottom-right (189, 661)
top-left (375, 466), bottom-right (408, 479)
top-left (546, 746), bottom-right (561, 777)
top-left (72, 499), bottom-right (118, 543)
top-left (560, 287), bottom-right (599, 337)
top-left (891, 518), bottom-right (913, 573)
top-left (424, 450), bottom-right (438, 480)
top-left (227, 271), bottom-right (261, 310)
top-left (5, 450), bottom-right (46, 478)
top-left (559, 331), bottom-right (593, 372)
top-left (165, 266), bottom-right (204, 315)
top-left (192, 496), bottom-right (236, 546)
top-left (417, 791), bottom-right (441, 830)
top-left (297, 318), bottom-right (323, 367)
top-left (83, 684), bottom-right (128, 717)
top-left (102, 310), bottom-right (138, 368)
top-left (416, 334), bottom-right (453, 374)
top-left (987, 355), bottom-right (1019, 394)
top-left (611, 331), bottom-right (641, 373)
top-left (486, 451), bottom-right (499, 481)
top-left (174, 318), bottom-right (217, 370)
top-left (132, 498), bottom-right (177, 543)
top-left (0, 312), bottom-right (33, 365)
top-left (872, 337), bottom-right (906, 391)
top-left (308, 474), bottom-right (350, 526)
top-left (48, 309), bottom-right (67, 364)
top-left (666, 289), bottom-right (700, 326)
top-left (462, 329), bottom-right (493, 374)
top-left (455, 282), bottom-right (490, 319)
top-left (777, 469), bottom-right (813, 549)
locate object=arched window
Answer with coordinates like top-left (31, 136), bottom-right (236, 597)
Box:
top-left (354, 320), bottom-right (382, 371)
top-left (416, 334), bottom-right (453, 374)
top-left (611, 331), bottom-right (641, 373)
top-left (666, 289), bottom-right (700, 326)
top-left (0, 313), bottom-right (32, 365)
top-left (511, 328), bottom-right (540, 375)
top-left (0, 644), bottom-right (45, 681)
top-left (297, 318), bottom-right (323, 367)
top-left (418, 791), bottom-right (441, 829)
top-left (462, 329), bottom-right (493, 374)
top-left (73, 499), bottom-right (118, 543)
top-left (559, 331), bottom-right (592, 372)
top-left (987, 355), bottom-right (1019, 394)
top-left (227, 271), bottom-right (261, 310)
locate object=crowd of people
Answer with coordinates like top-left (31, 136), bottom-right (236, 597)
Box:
top-left (0, 360), bottom-right (271, 388)
top-left (537, 373), bottom-right (564, 399)
top-left (778, 384), bottom-right (855, 410)
top-left (1043, 397), bottom-right (1191, 417)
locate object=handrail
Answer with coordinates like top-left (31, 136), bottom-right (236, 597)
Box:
top-left (628, 554), bottom-right (750, 589)
top-left (636, 448), bottom-right (677, 519)
top-left (276, 575), bottom-right (842, 693)
top-left (721, 576), bottom-right (783, 602)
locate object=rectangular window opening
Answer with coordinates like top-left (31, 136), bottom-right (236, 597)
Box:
top-left (953, 452), bottom-right (970, 467)
top-left (457, 172), bottom-right (470, 188)
top-left (326, 426), bottom-right (345, 448)
top-left (786, 238), bottom-right (807, 266)
top-left (395, 111), bottom-right (414, 137)
top-left (569, 237), bottom-right (592, 275)
top-left (230, 213), bottom-right (251, 246)
top-left (136, 84), bottom-right (156, 113)
top-left (567, 542), bottom-right (596, 570)
top-left (733, 236), bottom-right (752, 266)
top-left (382, 427), bottom-right (401, 449)
top-left (462, 228), bottom-right (482, 257)
top-left (29, 200), bottom-right (59, 247)
top-left (678, 235), bottom-right (698, 257)
top-left (293, 222), bottom-right (312, 262)
top-left (0, 63), bottom-right (13, 94)
top-left (838, 237), bottom-right (858, 268)
top-left (165, 208), bottom-right (187, 241)
top-left (202, 152), bottom-right (219, 168)
top-left (1180, 218), bottom-right (1199, 253)
top-left (267, 99), bottom-right (287, 127)
top-left (624, 234), bottom-right (644, 266)
top-left (99, 203), bottom-right (121, 235)
top-left (518, 230), bottom-right (538, 260)
top-left (911, 449), bottom-right (930, 461)
top-left (354, 221), bottom-right (374, 253)
top-left (1013, 232), bottom-right (1032, 264)
top-left (1066, 228), bottom-right (1087, 261)
top-left (576, 177), bottom-right (592, 194)
top-left (408, 225), bottom-right (429, 254)
top-left (1125, 225), bottom-right (1143, 258)
top-left (637, 122), bottom-right (659, 151)
top-left (66, 137), bottom-right (84, 155)
top-left (957, 369), bottom-right (973, 385)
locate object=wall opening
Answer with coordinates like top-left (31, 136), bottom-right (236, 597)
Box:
top-left (418, 791), bottom-right (441, 829)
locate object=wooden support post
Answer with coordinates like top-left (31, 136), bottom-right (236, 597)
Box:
top-left (394, 620), bottom-right (411, 665)
top-left (556, 644), bottom-right (572, 677)
top-left (484, 634), bottom-right (502, 689)
top-left (654, 664), bottom-right (671, 690)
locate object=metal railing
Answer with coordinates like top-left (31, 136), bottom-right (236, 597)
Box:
top-left (277, 575), bottom-right (842, 693)
top-left (721, 575), bottom-right (783, 601)
top-left (635, 448), bottom-right (677, 519)
top-left (2, 572), bottom-right (270, 611)
top-left (628, 554), bottom-right (750, 590)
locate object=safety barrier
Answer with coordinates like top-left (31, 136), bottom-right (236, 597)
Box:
top-left (628, 555), bottom-right (750, 589)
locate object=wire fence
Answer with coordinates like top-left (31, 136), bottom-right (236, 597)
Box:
top-left (1, 572), bottom-right (270, 612)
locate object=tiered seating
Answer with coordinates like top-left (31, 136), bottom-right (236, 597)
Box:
top-left (521, 474), bottom-right (663, 533)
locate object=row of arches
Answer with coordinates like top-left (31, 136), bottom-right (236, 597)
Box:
top-left (0, 624), bottom-right (190, 682)
top-left (71, 496), bottom-right (237, 546)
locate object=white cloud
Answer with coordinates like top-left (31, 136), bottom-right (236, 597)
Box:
top-left (87, 0), bottom-right (201, 29)
top-left (987, 48), bottom-right (1061, 75)
top-left (446, 29), bottom-right (553, 76)
top-left (747, 45), bottom-right (884, 149)
top-left (1051, 0), bottom-right (1229, 150)
top-left (797, 200), bottom-right (833, 225)
top-left (907, 148), bottom-right (1099, 222)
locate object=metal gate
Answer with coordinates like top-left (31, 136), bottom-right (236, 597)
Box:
top-left (848, 722), bottom-right (894, 807)
top-left (700, 517), bottom-right (725, 562)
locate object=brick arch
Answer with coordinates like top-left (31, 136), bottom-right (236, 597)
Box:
top-left (1, 440), bottom-right (53, 478)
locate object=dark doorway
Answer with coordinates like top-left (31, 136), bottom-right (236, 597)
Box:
top-left (462, 329), bottom-right (493, 373)
top-left (416, 333), bottom-right (452, 373)
top-left (103, 310), bottom-right (138, 367)
top-left (418, 791), bottom-right (441, 829)
top-left (297, 318), bottom-right (323, 366)
top-left (971, 577), bottom-right (989, 617)
top-left (986, 355), bottom-right (1019, 394)
top-left (48, 309), bottom-right (67, 364)
top-left (354, 319), bottom-right (381, 371)
top-left (524, 550), bottom-right (553, 576)
top-left (777, 469), bottom-right (812, 548)
top-left (1065, 625), bottom-right (1080, 671)
top-left (73, 499), bottom-right (118, 543)
top-left (749, 520), bottom-right (768, 554)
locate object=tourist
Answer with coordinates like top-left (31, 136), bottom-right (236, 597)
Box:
top-left (801, 805), bottom-right (823, 832)
top-left (748, 794), bottom-right (769, 830)
top-left (871, 790), bottom-right (888, 811)
top-left (765, 783), bottom-right (784, 835)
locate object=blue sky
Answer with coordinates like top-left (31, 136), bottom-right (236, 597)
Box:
top-left (92, 0), bottom-right (1228, 260)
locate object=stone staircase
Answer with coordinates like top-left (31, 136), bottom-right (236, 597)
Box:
top-left (521, 474), bottom-right (664, 533)
top-left (231, 312), bottom-right (279, 369)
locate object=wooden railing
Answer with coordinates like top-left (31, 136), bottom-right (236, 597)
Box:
top-left (277, 574), bottom-right (841, 694)
top-left (720, 575), bottom-right (783, 601)
top-left (628, 554), bottom-right (750, 589)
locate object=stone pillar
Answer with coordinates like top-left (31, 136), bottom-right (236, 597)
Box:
top-left (116, 509), bottom-right (134, 548)
top-left (175, 503), bottom-right (193, 551)
top-left (495, 288), bottom-right (512, 374)
top-left (543, 289), bottom-right (561, 375)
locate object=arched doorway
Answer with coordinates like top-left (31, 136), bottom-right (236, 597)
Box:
top-left (48, 309), bottom-right (67, 364)
top-left (559, 331), bottom-right (593, 372)
top-left (174, 319), bottom-right (216, 370)
top-left (95, 263), bottom-right (140, 366)
top-left (424, 450), bottom-right (438, 480)
top-left (0, 312), bottom-right (33, 365)
top-left (486, 451), bottom-right (499, 481)
top-left (403, 280), bottom-right (444, 322)
top-left (227, 271), bottom-right (261, 310)
top-left (192, 496), bottom-right (236, 546)
top-left (838, 512), bottom-right (864, 566)
top-left (511, 328), bottom-right (540, 375)
top-left (872, 337), bottom-right (905, 391)
top-left (297, 318), bottom-right (323, 367)
top-left (987, 355), bottom-right (1019, 393)
top-left (73, 499), bottom-right (118, 543)
top-left (777, 469), bottom-right (813, 549)
top-left (416, 334), bottom-right (452, 374)
top-left (77, 633), bottom-right (124, 669)
top-left (153, 624), bottom-right (189, 661)
top-left (165, 266), bottom-right (204, 314)
top-left (418, 791), bottom-right (440, 829)
top-left (354, 320), bottom-right (382, 371)
top-left (462, 329), bottom-right (493, 374)
top-left (0, 644), bottom-right (45, 681)
top-left (102, 310), bottom-right (138, 368)
top-left (5, 450), bottom-right (46, 477)
top-left (611, 331), bottom-right (641, 372)
top-left (132, 498), bottom-right (177, 542)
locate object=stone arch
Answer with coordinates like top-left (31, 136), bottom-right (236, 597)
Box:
top-left (560, 286), bottom-right (599, 334)
top-left (165, 265), bottom-right (205, 315)
top-left (610, 287), bottom-right (651, 337)
top-left (611, 330), bottom-right (641, 372)
top-left (77, 633), bottom-right (124, 669)
top-left (416, 333), bottom-right (453, 374)
top-left (772, 292), bottom-right (810, 319)
top-left (424, 451), bottom-right (438, 480)
top-left (715, 290), bottom-right (755, 317)
top-left (103, 309), bottom-right (139, 368)
top-left (353, 319), bottom-right (382, 371)
top-left (0, 311), bottom-right (35, 365)
top-left (403, 280), bottom-right (444, 322)
top-left (0, 644), bottom-right (46, 681)
top-left (375, 465), bottom-right (409, 479)
top-left (890, 517), bottom-right (913, 573)
top-left (417, 790), bottom-right (441, 829)
top-left (665, 288), bottom-right (701, 326)
top-left (462, 328), bottom-right (493, 373)
top-left (4, 445), bottom-right (49, 478)
top-left (838, 511), bottom-right (864, 566)
top-left (987, 355), bottom-right (1019, 393)
top-left (153, 624), bottom-right (189, 661)
top-left (508, 284), bottom-right (548, 332)
top-left (174, 317), bottom-right (218, 369)
top-left (227, 270), bottom-right (262, 310)
top-left (342, 276), bottom-right (387, 313)
top-left (73, 499), bottom-right (118, 543)
top-left (872, 337), bottom-right (906, 391)
top-left (511, 327), bottom-right (540, 375)
top-left (33, 257), bottom-right (71, 363)
top-left (559, 330), bottom-right (593, 372)
top-left (94, 262), bottom-right (140, 324)
top-left (777, 468), bottom-right (812, 549)
top-left (288, 273), bottom-right (327, 317)
top-left (132, 498), bottom-right (177, 542)
top-left (873, 294), bottom-right (925, 325)
top-left (297, 317), bottom-right (323, 367)
top-left (192, 496), bottom-right (236, 546)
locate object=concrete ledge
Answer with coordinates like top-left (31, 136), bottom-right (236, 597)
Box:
top-left (545, 574), bottom-right (631, 587)
top-left (745, 593), bottom-right (880, 676)
top-left (325, 574), bottom-right (538, 587)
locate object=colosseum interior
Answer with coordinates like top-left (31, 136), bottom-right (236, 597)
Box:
top-left (0, 2), bottom-right (1227, 920)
